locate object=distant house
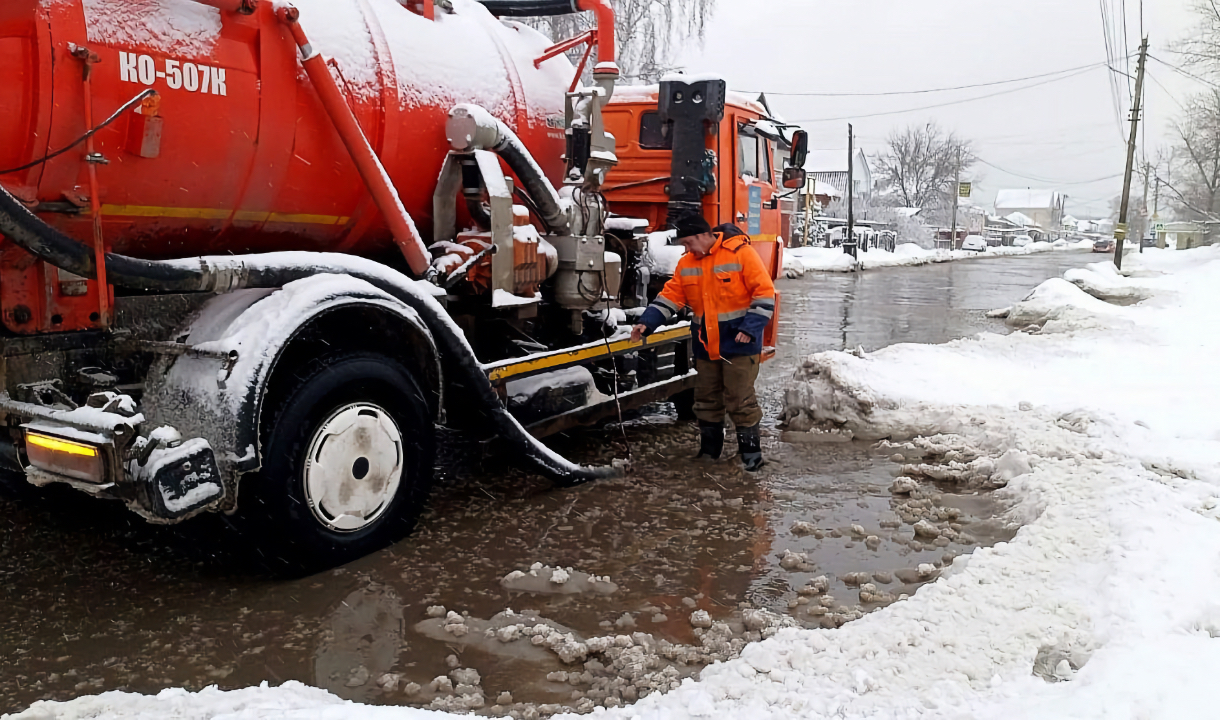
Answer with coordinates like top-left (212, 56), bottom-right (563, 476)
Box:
top-left (804, 148), bottom-right (873, 212)
top-left (1004, 211), bottom-right (1037, 228)
top-left (801, 178), bottom-right (842, 209)
top-left (994, 189), bottom-right (1065, 234)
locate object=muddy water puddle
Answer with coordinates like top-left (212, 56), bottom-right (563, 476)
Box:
top-left (0, 418), bottom-right (1016, 715)
top-left (1, 253), bottom-right (1095, 715)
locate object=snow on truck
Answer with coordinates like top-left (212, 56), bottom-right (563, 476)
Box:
top-left (0, 0), bottom-right (807, 569)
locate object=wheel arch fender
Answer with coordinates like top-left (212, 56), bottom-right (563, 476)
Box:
top-left (139, 274), bottom-right (442, 510)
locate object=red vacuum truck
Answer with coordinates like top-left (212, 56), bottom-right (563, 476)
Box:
top-left (0, 0), bottom-right (806, 570)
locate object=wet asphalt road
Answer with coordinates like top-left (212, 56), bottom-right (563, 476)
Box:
top-left (0, 250), bottom-right (1100, 714)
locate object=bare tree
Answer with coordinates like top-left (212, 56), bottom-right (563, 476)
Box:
top-left (1175, 0), bottom-right (1220, 75)
top-left (874, 122), bottom-right (974, 223)
top-left (521, 0), bottom-right (717, 83)
top-left (1169, 90), bottom-right (1220, 220)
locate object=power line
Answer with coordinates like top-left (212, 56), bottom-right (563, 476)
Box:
top-left (1120, 0), bottom-right (1132, 97)
top-left (1099, 0), bottom-right (1127, 139)
top-left (1156, 173), bottom-right (1220, 221)
top-left (787, 66), bottom-right (1102, 124)
top-left (1145, 69), bottom-right (1185, 110)
top-left (739, 60), bottom-right (1112, 98)
top-left (972, 155), bottom-right (1125, 186)
top-left (1150, 54), bottom-right (1220, 91)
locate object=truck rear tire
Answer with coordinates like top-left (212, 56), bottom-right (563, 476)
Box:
top-left (242, 352), bottom-right (435, 575)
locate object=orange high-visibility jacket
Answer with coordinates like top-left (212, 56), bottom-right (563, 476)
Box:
top-left (641, 232), bottom-right (777, 361)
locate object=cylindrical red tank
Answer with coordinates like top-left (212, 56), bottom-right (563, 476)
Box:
top-left (0, 0), bottom-right (572, 262)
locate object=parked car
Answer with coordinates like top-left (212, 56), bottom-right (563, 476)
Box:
top-left (961, 235), bottom-right (988, 252)
top-left (1093, 238), bottom-right (1116, 253)
top-left (1012, 234), bottom-right (1033, 247)
top-left (1141, 234), bottom-right (1156, 248)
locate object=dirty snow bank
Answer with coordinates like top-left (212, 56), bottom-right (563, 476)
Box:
top-left (12, 246), bottom-right (1220, 720)
top-left (783, 240), bottom-right (1059, 276)
top-left (775, 244), bottom-right (1220, 717)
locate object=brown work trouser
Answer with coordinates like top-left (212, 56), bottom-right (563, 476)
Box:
top-left (693, 355), bottom-right (762, 427)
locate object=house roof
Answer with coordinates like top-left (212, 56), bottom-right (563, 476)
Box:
top-left (804, 147), bottom-right (868, 174)
top-left (810, 179), bottom-right (842, 198)
top-left (1005, 211), bottom-right (1037, 227)
top-left (995, 189), bottom-right (1061, 210)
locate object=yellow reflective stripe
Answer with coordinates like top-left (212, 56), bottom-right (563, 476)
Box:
top-left (680, 267), bottom-right (703, 277)
top-left (101, 204), bottom-right (350, 226)
top-left (718, 309), bottom-right (747, 321)
top-left (486, 325), bottom-right (692, 383)
top-left (713, 263), bottom-right (743, 273)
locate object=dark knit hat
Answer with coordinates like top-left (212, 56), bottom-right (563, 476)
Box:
top-left (670, 213), bottom-right (713, 239)
top-left (713, 223), bottom-right (748, 239)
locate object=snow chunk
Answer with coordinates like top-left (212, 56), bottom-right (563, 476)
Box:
top-left (500, 564), bottom-right (617, 596)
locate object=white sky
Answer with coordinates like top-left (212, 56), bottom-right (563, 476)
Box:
top-left (677, 0), bottom-right (1203, 219)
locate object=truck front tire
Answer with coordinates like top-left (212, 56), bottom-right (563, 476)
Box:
top-left (243, 352), bottom-right (435, 574)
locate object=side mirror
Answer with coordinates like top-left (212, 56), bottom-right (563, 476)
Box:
top-left (782, 166), bottom-right (806, 189)
top-left (789, 129), bottom-right (808, 170)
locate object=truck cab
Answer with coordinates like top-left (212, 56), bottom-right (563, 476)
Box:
top-left (599, 79), bottom-right (806, 357)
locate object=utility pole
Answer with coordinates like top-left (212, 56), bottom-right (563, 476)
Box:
top-left (802, 178), bottom-right (815, 247)
top-left (950, 149), bottom-right (960, 251)
top-left (1140, 160), bottom-right (1151, 253)
top-left (1114, 36), bottom-right (1148, 270)
top-left (845, 123), bottom-right (857, 260)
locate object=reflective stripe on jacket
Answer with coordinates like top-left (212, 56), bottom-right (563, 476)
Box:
top-left (639, 231), bottom-right (777, 360)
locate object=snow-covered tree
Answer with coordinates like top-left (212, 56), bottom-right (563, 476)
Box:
top-left (874, 122), bottom-right (974, 225)
top-left (521, 0), bottom-right (716, 83)
top-left (1176, 0), bottom-right (1220, 76)
top-left (1168, 90), bottom-right (1220, 221)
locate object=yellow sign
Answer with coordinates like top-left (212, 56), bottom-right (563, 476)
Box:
top-left (958, 182), bottom-right (972, 198)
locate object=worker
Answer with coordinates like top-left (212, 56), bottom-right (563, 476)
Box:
top-left (630, 216), bottom-right (776, 471)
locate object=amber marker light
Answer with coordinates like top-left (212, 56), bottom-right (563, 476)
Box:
top-left (24, 431), bottom-right (105, 483)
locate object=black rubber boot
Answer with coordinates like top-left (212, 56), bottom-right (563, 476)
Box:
top-left (695, 421), bottom-right (725, 460)
top-left (737, 424), bottom-right (764, 472)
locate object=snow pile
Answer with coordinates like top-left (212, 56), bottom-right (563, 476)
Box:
top-left (771, 245), bottom-right (1220, 717)
top-left (82, 0), bottom-right (222, 58)
top-left (264, 0), bottom-right (572, 127)
top-left (783, 241), bottom-right (1060, 276)
top-left (1062, 260), bottom-right (1152, 304)
top-left (644, 230), bottom-right (685, 277)
top-left (14, 246), bottom-right (1220, 719)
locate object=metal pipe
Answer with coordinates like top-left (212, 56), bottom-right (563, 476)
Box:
top-left (576, 0), bottom-right (616, 74)
top-left (276, 4), bottom-right (432, 277)
top-left (476, 0), bottom-right (616, 74)
top-left (186, 0), bottom-right (259, 14)
top-left (72, 45), bottom-right (112, 327)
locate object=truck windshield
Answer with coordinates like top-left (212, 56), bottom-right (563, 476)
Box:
top-left (738, 129), bottom-right (759, 178)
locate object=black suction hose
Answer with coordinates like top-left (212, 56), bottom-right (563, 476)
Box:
top-left (0, 186), bottom-right (205, 292)
top-left (464, 197), bottom-right (492, 228)
top-left (475, 0), bottom-right (579, 16)
top-left (496, 137), bottom-right (569, 235)
top-left (0, 185), bottom-right (613, 485)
